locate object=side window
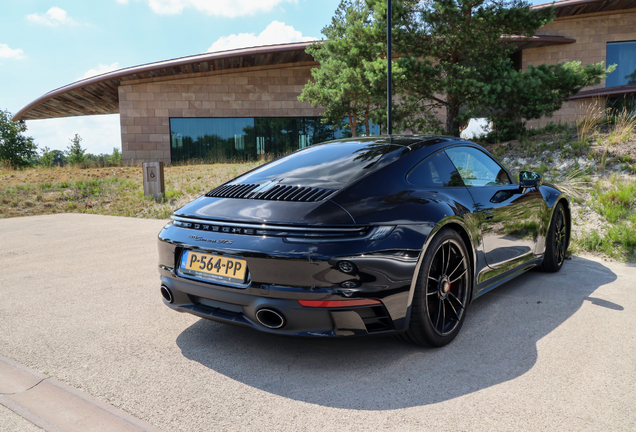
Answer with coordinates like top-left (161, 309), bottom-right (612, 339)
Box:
top-left (407, 151), bottom-right (465, 187)
top-left (445, 147), bottom-right (511, 187)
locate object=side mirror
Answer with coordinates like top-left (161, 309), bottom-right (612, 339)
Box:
top-left (519, 170), bottom-right (542, 188)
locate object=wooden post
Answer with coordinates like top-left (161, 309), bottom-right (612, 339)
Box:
top-left (142, 162), bottom-right (165, 201)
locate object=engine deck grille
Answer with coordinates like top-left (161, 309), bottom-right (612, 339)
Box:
top-left (205, 183), bottom-right (260, 199)
top-left (206, 183), bottom-right (336, 202)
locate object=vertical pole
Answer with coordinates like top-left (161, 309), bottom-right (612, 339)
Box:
top-left (387, 0), bottom-right (393, 135)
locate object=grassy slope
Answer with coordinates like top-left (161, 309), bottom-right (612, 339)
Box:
top-left (480, 127), bottom-right (636, 262)
top-left (0, 162), bottom-right (262, 220)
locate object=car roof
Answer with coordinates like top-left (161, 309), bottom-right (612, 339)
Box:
top-left (318, 135), bottom-right (455, 148)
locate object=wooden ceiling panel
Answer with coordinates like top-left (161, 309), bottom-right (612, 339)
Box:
top-left (533, 0), bottom-right (636, 18)
top-left (13, 43), bottom-right (318, 120)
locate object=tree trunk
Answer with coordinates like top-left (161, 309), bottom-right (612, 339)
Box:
top-left (350, 113), bottom-right (358, 137)
top-left (446, 101), bottom-right (461, 137)
top-left (364, 112), bottom-right (370, 137)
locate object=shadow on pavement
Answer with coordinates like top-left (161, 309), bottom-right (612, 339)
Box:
top-left (177, 257), bottom-right (617, 410)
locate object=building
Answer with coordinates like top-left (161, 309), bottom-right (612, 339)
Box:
top-left (13, 0), bottom-right (636, 164)
top-left (527, 0), bottom-right (636, 126)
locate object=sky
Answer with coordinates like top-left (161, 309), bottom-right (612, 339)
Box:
top-left (0, 0), bottom-right (547, 156)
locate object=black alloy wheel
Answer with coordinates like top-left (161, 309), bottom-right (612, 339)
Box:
top-left (540, 202), bottom-right (568, 272)
top-left (400, 228), bottom-right (471, 347)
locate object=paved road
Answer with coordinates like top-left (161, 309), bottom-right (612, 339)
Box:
top-left (0, 404), bottom-right (42, 432)
top-left (0, 214), bottom-right (635, 431)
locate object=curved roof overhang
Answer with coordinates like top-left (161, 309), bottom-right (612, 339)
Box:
top-left (12, 35), bottom-right (579, 122)
top-left (505, 34), bottom-right (576, 51)
top-left (570, 83), bottom-right (636, 100)
top-left (13, 41), bottom-right (316, 121)
top-left (533, 0), bottom-right (636, 18)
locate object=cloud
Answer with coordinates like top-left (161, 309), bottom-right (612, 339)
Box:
top-left (26, 7), bottom-right (79, 27)
top-left (26, 115), bottom-right (122, 156)
top-left (116, 0), bottom-right (130, 4)
top-left (144, 0), bottom-right (296, 17)
top-left (78, 62), bottom-right (121, 81)
top-left (208, 21), bottom-right (316, 52)
top-left (0, 43), bottom-right (25, 60)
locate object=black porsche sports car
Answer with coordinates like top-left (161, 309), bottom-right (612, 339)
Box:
top-left (157, 135), bottom-right (569, 347)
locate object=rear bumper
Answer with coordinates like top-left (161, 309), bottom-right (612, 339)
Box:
top-left (157, 221), bottom-right (434, 337)
top-left (160, 271), bottom-right (396, 337)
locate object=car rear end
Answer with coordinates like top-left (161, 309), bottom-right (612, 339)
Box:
top-left (157, 138), bottom-right (432, 337)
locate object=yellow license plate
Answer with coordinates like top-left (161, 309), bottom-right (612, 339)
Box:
top-left (179, 251), bottom-right (247, 283)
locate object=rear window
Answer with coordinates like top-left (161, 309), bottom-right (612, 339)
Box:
top-left (407, 151), bottom-right (465, 187)
top-left (236, 142), bottom-right (392, 185)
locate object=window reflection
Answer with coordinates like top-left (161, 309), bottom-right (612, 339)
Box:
top-left (606, 41), bottom-right (636, 88)
top-left (169, 117), bottom-right (381, 162)
top-left (407, 151), bottom-right (465, 187)
top-left (445, 147), bottom-right (511, 187)
top-left (238, 143), bottom-right (391, 186)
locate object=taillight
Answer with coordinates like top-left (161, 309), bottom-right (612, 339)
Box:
top-left (298, 299), bottom-right (381, 308)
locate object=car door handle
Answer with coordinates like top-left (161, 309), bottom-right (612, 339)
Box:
top-left (482, 211), bottom-right (495, 221)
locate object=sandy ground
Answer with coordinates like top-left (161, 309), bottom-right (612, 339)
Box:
top-left (0, 214), bottom-right (635, 432)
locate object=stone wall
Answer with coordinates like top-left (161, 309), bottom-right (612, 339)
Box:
top-left (523, 10), bottom-right (636, 128)
top-left (118, 62), bottom-right (322, 164)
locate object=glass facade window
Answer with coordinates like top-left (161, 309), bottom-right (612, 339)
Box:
top-left (606, 95), bottom-right (636, 116)
top-left (606, 41), bottom-right (636, 88)
top-left (169, 117), bottom-right (380, 162)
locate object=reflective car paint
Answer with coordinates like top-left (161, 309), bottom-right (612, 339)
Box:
top-left (157, 135), bottom-right (570, 339)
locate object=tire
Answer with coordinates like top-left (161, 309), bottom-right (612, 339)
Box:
top-left (540, 202), bottom-right (568, 273)
top-left (400, 228), bottom-right (471, 347)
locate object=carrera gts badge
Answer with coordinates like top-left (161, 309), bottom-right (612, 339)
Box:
top-left (189, 235), bottom-right (233, 245)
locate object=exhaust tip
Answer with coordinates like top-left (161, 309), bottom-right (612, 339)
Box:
top-left (255, 308), bottom-right (285, 329)
top-left (160, 285), bottom-right (173, 303)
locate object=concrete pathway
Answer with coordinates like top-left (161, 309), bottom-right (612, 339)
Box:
top-left (0, 214), bottom-right (635, 431)
top-left (0, 355), bottom-right (161, 432)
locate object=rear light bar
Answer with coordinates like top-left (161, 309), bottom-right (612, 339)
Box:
top-left (298, 299), bottom-right (382, 308)
top-left (171, 216), bottom-right (395, 243)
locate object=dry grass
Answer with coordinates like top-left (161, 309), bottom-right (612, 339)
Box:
top-left (608, 108), bottom-right (636, 146)
top-left (576, 98), bottom-right (606, 139)
top-left (0, 162), bottom-right (263, 219)
top-left (551, 168), bottom-right (591, 201)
